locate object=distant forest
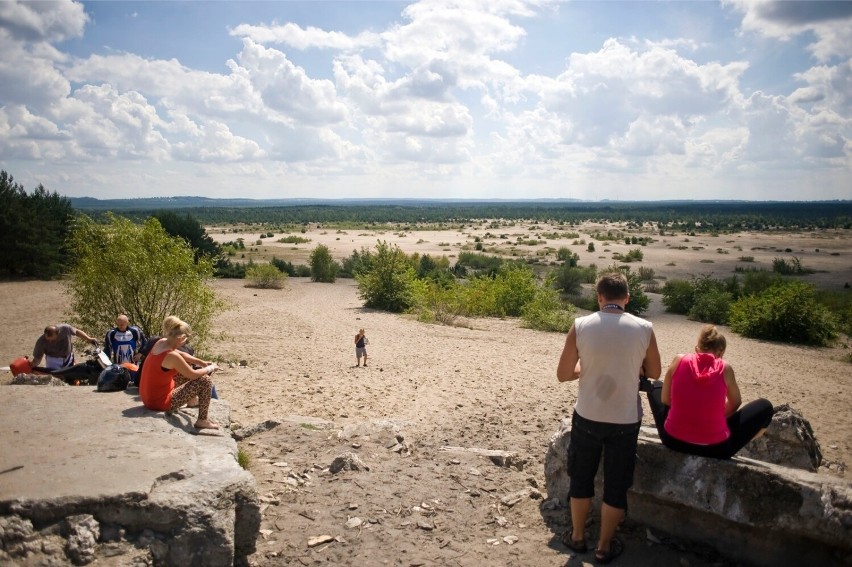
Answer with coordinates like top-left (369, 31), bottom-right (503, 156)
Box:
top-left (72, 197), bottom-right (852, 232)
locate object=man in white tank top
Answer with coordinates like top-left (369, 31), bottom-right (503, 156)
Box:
top-left (556, 271), bottom-right (661, 563)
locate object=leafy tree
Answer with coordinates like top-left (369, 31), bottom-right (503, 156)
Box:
top-left (245, 263), bottom-right (287, 289)
top-left (66, 214), bottom-right (223, 350)
top-left (356, 241), bottom-right (417, 312)
top-left (153, 211), bottom-right (220, 259)
top-left (310, 244), bottom-right (339, 282)
top-left (0, 171), bottom-right (75, 279)
top-left (340, 246), bottom-right (375, 278)
top-left (729, 281), bottom-right (838, 346)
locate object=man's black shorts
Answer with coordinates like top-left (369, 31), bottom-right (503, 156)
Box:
top-left (567, 411), bottom-right (640, 509)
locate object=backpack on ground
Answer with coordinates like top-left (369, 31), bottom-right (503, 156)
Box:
top-left (97, 364), bottom-right (131, 392)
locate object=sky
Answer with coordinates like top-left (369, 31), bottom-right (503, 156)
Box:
top-left (0, 0), bottom-right (851, 202)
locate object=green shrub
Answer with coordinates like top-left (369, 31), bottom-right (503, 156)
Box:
top-left (356, 241), bottom-right (416, 312)
top-left (552, 264), bottom-right (585, 295)
top-left (67, 214), bottom-right (222, 350)
top-left (491, 264), bottom-right (539, 317)
top-left (340, 247), bottom-right (375, 278)
top-left (772, 256), bottom-right (814, 275)
top-left (309, 244), bottom-right (339, 283)
top-left (637, 266), bottom-right (656, 281)
top-left (455, 252), bottom-right (505, 276)
top-left (688, 289), bottom-right (732, 325)
top-left (557, 247), bottom-right (578, 265)
top-left (729, 281), bottom-right (839, 346)
top-left (278, 235), bottom-right (311, 244)
top-left (521, 287), bottom-right (576, 332)
top-left (815, 289), bottom-right (852, 337)
top-left (245, 263), bottom-right (287, 289)
top-left (741, 269), bottom-right (782, 296)
top-left (661, 279), bottom-right (695, 314)
top-left (270, 256), bottom-right (297, 276)
top-left (410, 278), bottom-right (465, 325)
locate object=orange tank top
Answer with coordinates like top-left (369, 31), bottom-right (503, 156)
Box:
top-left (139, 344), bottom-right (178, 411)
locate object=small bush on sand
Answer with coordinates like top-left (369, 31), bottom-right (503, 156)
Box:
top-left (521, 288), bottom-right (576, 332)
top-left (729, 281), bottom-right (838, 346)
top-left (688, 289), bottom-right (733, 325)
top-left (310, 244), bottom-right (339, 283)
top-left (356, 241), bottom-right (417, 312)
top-left (245, 264), bottom-right (287, 289)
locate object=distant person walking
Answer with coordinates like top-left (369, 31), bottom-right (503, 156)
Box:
top-left (354, 328), bottom-right (368, 367)
top-left (556, 272), bottom-right (661, 564)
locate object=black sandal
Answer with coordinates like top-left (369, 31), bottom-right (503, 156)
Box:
top-left (594, 538), bottom-right (624, 564)
top-left (560, 529), bottom-right (588, 553)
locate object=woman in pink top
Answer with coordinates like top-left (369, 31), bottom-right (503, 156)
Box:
top-left (647, 325), bottom-right (773, 459)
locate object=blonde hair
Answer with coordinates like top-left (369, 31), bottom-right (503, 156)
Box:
top-left (696, 324), bottom-right (726, 354)
top-left (162, 316), bottom-right (191, 340)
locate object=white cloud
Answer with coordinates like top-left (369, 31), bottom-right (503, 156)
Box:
top-left (230, 21), bottom-right (380, 51)
top-left (231, 39), bottom-right (348, 126)
top-left (0, 0), bottom-right (88, 43)
top-left (0, 33), bottom-right (71, 108)
top-left (171, 119), bottom-right (265, 163)
top-left (0, 0), bottom-right (848, 200)
top-left (525, 39), bottom-right (747, 151)
top-left (66, 84), bottom-right (170, 160)
top-left (726, 0), bottom-right (852, 61)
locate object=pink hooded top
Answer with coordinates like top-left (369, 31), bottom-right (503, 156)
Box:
top-left (664, 352), bottom-right (730, 445)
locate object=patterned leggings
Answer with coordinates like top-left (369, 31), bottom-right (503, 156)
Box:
top-left (170, 375), bottom-right (214, 420)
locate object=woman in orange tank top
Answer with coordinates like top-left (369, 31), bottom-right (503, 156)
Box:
top-left (140, 316), bottom-right (220, 430)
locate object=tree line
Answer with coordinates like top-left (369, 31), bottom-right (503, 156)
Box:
top-left (85, 201), bottom-right (852, 231)
top-left (0, 171), bottom-right (76, 279)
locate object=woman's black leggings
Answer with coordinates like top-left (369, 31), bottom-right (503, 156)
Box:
top-left (647, 383), bottom-right (773, 459)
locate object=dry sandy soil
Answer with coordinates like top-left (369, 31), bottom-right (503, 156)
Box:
top-left (1, 223), bottom-right (850, 567)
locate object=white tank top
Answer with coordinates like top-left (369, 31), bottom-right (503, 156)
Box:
top-left (573, 311), bottom-right (653, 424)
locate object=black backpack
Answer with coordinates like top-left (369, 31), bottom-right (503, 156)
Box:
top-left (97, 364), bottom-right (131, 392)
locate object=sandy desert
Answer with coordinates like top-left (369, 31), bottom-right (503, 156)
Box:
top-left (1, 222), bottom-right (849, 566)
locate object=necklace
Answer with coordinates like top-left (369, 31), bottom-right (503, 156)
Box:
top-left (602, 303), bottom-right (624, 311)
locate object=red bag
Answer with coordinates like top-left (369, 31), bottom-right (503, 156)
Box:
top-left (10, 357), bottom-right (32, 376)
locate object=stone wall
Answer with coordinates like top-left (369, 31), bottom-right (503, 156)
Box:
top-left (544, 419), bottom-right (852, 567)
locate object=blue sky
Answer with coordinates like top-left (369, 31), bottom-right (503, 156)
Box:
top-left (1, 0), bottom-right (850, 201)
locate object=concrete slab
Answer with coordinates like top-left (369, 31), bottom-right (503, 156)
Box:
top-left (0, 385), bottom-right (259, 565)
